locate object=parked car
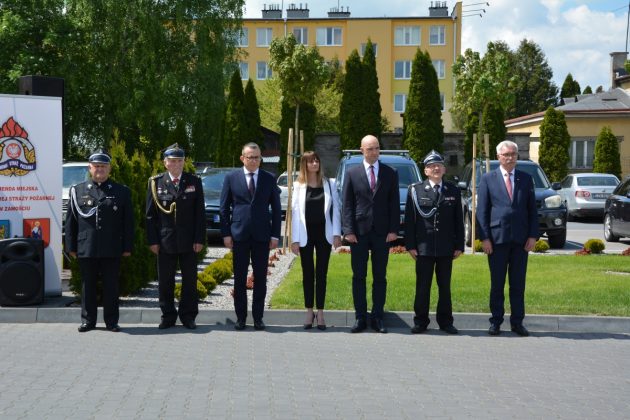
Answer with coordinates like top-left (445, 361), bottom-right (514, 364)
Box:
top-left (603, 176), bottom-right (630, 242)
top-left (276, 171), bottom-right (298, 215)
top-left (334, 149), bottom-right (422, 238)
top-left (457, 159), bottom-right (567, 248)
top-left (558, 173), bottom-right (619, 220)
top-left (62, 162), bottom-right (90, 226)
top-left (201, 168), bottom-right (234, 236)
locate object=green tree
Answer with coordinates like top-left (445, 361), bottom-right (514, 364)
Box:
top-left (463, 112), bottom-right (479, 163)
top-left (243, 78), bottom-right (263, 145)
top-left (402, 49), bottom-right (444, 163)
top-left (269, 34), bottom-right (328, 170)
top-left (280, 99), bottom-right (316, 167)
top-left (339, 49), bottom-right (364, 150)
top-left (222, 70), bottom-right (246, 166)
top-left (481, 102), bottom-right (506, 157)
top-left (596, 85), bottom-right (604, 93)
top-left (593, 126), bottom-right (621, 179)
top-left (538, 107), bottom-right (570, 182)
top-left (582, 85), bottom-right (593, 94)
top-left (257, 77), bottom-right (283, 133)
top-left (361, 39), bottom-right (382, 140)
top-left (510, 39), bottom-right (558, 118)
top-left (560, 73), bottom-right (581, 98)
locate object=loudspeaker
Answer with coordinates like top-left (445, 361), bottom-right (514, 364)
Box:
top-left (0, 238), bottom-right (45, 306)
top-left (18, 75), bottom-right (64, 98)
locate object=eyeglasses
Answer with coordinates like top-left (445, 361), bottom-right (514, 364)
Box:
top-left (499, 153), bottom-right (517, 158)
top-left (243, 156), bottom-right (261, 161)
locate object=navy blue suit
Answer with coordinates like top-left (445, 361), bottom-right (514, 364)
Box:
top-left (476, 168), bottom-right (539, 327)
top-left (342, 161), bottom-right (399, 321)
top-left (220, 168), bottom-right (281, 322)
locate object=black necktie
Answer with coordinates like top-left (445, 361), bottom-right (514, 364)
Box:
top-left (248, 172), bottom-right (255, 197)
top-left (434, 184), bottom-right (440, 200)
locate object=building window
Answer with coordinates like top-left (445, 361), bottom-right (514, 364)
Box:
top-left (257, 61), bottom-right (272, 80)
top-left (293, 27), bottom-right (308, 45)
top-left (237, 28), bottom-right (248, 47)
top-left (256, 28), bottom-right (273, 47)
top-left (570, 139), bottom-right (595, 168)
top-left (394, 94), bottom-right (407, 113)
top-left (360, 43), bottom-right (378, 57)
top-left (432, 60), bottom-right (445, 79)
top-left (430, 25), bottom-right (445, 45)
top-left (316, 27), bottom-right (342, 46)
top-left (239, 62), bottom-right (249, 80)
top-left (394, 61), bottom-right (412, 79)
top-left (394, 26), bottom-right (420, 46)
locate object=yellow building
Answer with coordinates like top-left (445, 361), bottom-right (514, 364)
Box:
top-left (237, 2), bottom-right (462, 133)
top-left (506, 53), bottom-right (630, 179)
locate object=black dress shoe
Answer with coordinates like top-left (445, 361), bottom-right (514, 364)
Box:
top-left (182, 320), bottom-right (197, 330)
top-left (488, 324), bottom-right (501, 335)
top-left (511, 324), bottom-right (530, 337)
top-left (78, 323), bottom-right (95, 333)
top-left (158, 320), bottom-right (175, 330)
top-left (411, 324), bottom-right (427, 334)
top-left (234, 320), bottom-right (246, 330)
top-left (371, 319), bottom-right (388, 334)
top-left (351, 319), bottom-right (366, 333)
top-left (106, 324), bottom-right (121, 332)
top-left (254, 320), bottom-right (266, 331)
top-left (440, 325), bottom-right (459, 335)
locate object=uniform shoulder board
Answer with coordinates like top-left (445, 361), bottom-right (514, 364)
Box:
top-left (150, 173), bottom-right (164, 180)
top-left (409, 181), bottom-right (422, 189)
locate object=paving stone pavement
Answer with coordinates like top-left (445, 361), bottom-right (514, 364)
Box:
top-left (0, 323), bottom-right (628, 420)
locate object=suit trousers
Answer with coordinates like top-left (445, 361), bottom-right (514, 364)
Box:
top-left (233, 240), bottom-right (269, 322)
top-left (414, 256), bottom-right (454, 328)
top-left (488, 242), bottom-right (528, 326)
top-left (350, 231), bottom-right (389, 320)
top-left (158, 251), bottom-right (199, 323)
top-left (299, 235), bottom-right (332, 309)
top-left (79, 257), bottom-right (121, 327)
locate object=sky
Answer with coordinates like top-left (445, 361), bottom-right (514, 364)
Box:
top-left (242, 0), bottom-right (630, 92)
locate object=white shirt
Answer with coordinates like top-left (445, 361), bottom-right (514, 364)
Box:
top-left (363, 160), bottom-right (379, 181)
top-left (242, 167), bottom-right (259, 188)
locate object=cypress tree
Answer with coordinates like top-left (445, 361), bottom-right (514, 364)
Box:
top-left (560, 73), bottom-right (581, 98)
top-left (539, 107), bottom-right (570, 182)
top-left (402, 49), bottom-right (444, 163)
top-left (482, 102), bottom-right (507, 158)
top-left (243, 79), bottom-right (263, 145)
top-left (279, 99), bottom-right (316, 171)
top-left (464, 112), bottom-right (479, 164)
top-left (593, 126), bottom-right (621, 180)
top-left (339, 49), bottom-right (365, 150)
top-left (361, 39), bottom-right (382, 139)
top-left (582, 85), bottom-right (593, 94)
top-left (222, 70), bottom-right (245, 166)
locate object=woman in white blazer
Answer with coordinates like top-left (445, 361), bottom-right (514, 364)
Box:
top-left (291, 151), bottom-right (341, 330)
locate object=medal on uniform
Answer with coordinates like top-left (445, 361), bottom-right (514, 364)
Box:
top-left (113, 205), bottom-right (118, 211)
top-left (87, 199), bottom-right (93, 206)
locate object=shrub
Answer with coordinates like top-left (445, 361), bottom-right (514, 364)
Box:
top-left (622, 247), bottom-right (630, 256)
top-left (584, 239), bottom-right (605, 254)
top-left (198, 272), bottom-right (217, 293)
top-left (533, 239), bottom-right (550, 253)
top-left (223, 251), bottom-right (233, 261)
top-left (473, 239), bottom-right (483, 253)
top-left (206, 259), bottom-right (233, 283)
top-left (174, 280), bottom-right (208, 301)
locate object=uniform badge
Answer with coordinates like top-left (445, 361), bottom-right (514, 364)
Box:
top-left (185, 185), bottom-right (195, 193)
top-left (113, 205), bottom-right (118, 211)
top-left (163, 201), bottom-right (168, 207)
top-left (87, 199), bottom-right (93, 206)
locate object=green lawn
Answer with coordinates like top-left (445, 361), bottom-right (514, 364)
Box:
top-left (270, 253), bottom-right (630, 316)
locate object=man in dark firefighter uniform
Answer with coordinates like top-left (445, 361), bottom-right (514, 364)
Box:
top-left (404, 150), bottom-right (464, 335)
top-left (146, 143), bottom-right (205, 330)
top-left (65, 149), bottom-right (134, 333)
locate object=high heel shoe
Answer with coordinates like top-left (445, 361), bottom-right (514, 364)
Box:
top-left (303, 312), bottom-right (315, 330)
top-left (316, 312), bottom-right (326, 331)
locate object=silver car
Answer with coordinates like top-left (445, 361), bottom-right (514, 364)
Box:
top-left (277, 171), bottom-right (298, 215)
top-left (558, 173), bottom-right (620, 220)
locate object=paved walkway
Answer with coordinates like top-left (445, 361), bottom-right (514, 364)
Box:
top-left (0, 322), bottom-right (628, 419)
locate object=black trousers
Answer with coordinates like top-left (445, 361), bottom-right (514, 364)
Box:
top-left (350, 231), bottom-right (389, 320)
top-left (158, 251), bottom-right (199, 323)
top-left (414, 255), bottom-right (454, 329)
top-left (488, 242), bottom-right (528, 327)
top-left (299, 235), bottom-right (332, 309)
top-left (233, 240), bottom-right (269, 322)
top-left (79, 257), bottom-right (121, 327)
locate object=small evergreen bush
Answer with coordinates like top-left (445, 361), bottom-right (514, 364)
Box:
top-left (473, 239), bottom-right (483, 253)
top-left (174, 280), bottom-right (207, 301)
top-left (584, 239), bottom-right (605, 254)
top-left (533, 240), bottom-right (550, 253)
top-left (198, 272), bottom-right (217, 293)
top-left (206, 259), bottom-right (233, 283)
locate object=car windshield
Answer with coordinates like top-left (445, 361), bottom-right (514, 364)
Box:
top-left (479, 162), bottom-right (551, 189)
top-left (576, 176), bottom-right (618, 187)
top-left (202, 171), bottom-right (229, 191)
top-left (277, 173), bottom-right (297, 187)
top-left (344, 161), bottom-right (420, 188)
top-left (63, 166), bottom-right (89, 187)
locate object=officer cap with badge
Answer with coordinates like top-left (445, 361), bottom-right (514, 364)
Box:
top-left (423, 150), bottom-right (445, 167)
top-left (163, 143), bottom-right (185, 159)
top-left (88, 149), bottom-right (111, 164)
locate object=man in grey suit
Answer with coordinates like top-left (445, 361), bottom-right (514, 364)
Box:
top-left (476, 140), bottom-right (539, 337)
top-left (342, 135), bottom-right (399, 333)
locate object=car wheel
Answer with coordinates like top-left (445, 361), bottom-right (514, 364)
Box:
top-left (464, 211), bottom-right (472, 247)
top-left (604, 213), bottom-right (619, 242)
top-left (547, 229), bottom-right (566, 248)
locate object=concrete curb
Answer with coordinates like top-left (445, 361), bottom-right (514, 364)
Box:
top-left (1, 306), bottom-right (629, 334)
